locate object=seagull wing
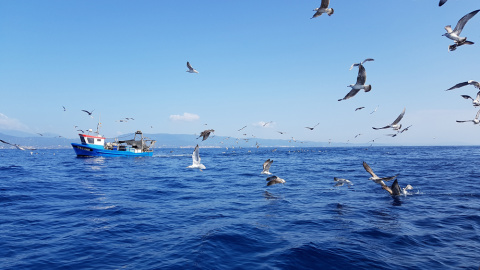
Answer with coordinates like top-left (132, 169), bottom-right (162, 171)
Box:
top-left (446, 81), bottom-right (471, 91)
top-left (361, 58), bottom-right (374, 64)
top-left (381, 175), bottom-right (398, 182)
top-left (475, 91), bottom-right (480, 101)
top-left (263, 159), bottom-right (273, 172)
top-left (391, 108), bottom-right (406, 125)
top-left (187, 61), bottom-right (194, 71)
top-left (363, 161), bottom-right (379, 178)
top-left (461, 95), bottom-right (473, 100)
top-left (475, 109), bottom-right (480, 120)
top-left (453, 9), bottom-right (480, 35)
top-left (338, 89), bottom-right (361, 101)
top-left (320, 0), bottom-right (330, 8)
top-left (439, 0), bottom-right (447, 6)
top-left (192, 145), bottom-right (201, 165)
top-left (355, 64), bottom-right (367, 85)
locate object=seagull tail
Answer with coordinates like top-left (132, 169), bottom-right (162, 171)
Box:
top-left (364, 85), bottom-right (372, 92)
top-left (328, 8), bottom-right (334, 16)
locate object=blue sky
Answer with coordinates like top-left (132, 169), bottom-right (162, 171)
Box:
top-left (1, 0), bottom-right (480, 145)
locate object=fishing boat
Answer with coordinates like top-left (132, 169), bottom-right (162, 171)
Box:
top-left (71, 130), bottom-right (156, 157)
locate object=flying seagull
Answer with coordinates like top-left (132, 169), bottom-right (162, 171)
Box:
top-left (187, 144), bottom-right (206, 170)
top-left (363, 161), bottom-right (398, 186)
top-left (461, 92), bottom-right (480, 107)
top-left (338, 64), bottom-right (372, 101)
top-left (238, 125), bottom-right (247, 131)
top-left (443, 9), bottom-right (480, 51)
top-left (197, 129), bottom-right (215, 141)
top-left (262, 159), bottom-right (273, 175)
top-left (62, 106), bottom-right (66, 111)
top-left (266, 175), bottom-right (286, 186)
top-left (446, 80), bottom-right (480, 91)
top-left (186, 61), bottom-right (199, 73)
top-left (334, 177), bottom-right (353, 187)
top-left (349, 58), bottom-right (374, 70)
top-left (81, 109), bottom-right (95, 118)
top-left (382, 179), bottom-right (413, 196)
top-left (439, 0), bottom-right (447, 6)
top-left (373, 107), bottom-right (406, 131)
top-left (355, 107), bottom-right (365, 111)
top-left (305, 123), bottom-right (319, 130)
top-left (0, 139), bottom-right (35, 150)
top-left (311, 0), bottom-right (334, 19)
top-left (370, 105), bottom-right (379, 114)
top-left (456, 109), bottom-right (480, 124)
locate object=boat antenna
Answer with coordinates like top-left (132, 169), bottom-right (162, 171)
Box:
top-left (96, 114), bottom-right (102, 135)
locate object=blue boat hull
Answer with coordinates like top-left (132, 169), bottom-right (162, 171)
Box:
top-left (71, 143), bottom-right (153, 157)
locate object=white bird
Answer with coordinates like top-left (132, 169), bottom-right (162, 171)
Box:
top-left (439, 0), bottom-right (447, 6)
top-left (461, 92), bottom-right (480, 107)
top-left (186, 61), bottom-right (199, 73)
top-left (372, 107), bottom-right (406, 131)
top-left (370, 105), bottom-right (379, 114)
top-left (363, 161), bottom-right (398, 186)
top-left (338, 64), bottom-right (372, 101)
top-left (262, 159), bottom-right (273, 175)
top-left (443, 9), bottom-right (480, 51)
top-left (446, 80), bottom-right (480, 91)
top-left (311, 0), bottom-right (334, 19)
top-left (334, 177), bottom-right (353, 187)
top-left (382, 179), bottom-right (413, 196)
top-left (266, 175), bottom-right (286, 186)
top-left (456, 109), bottom-right (480, 124)
top-left (187, 145), bottom-right (206, 170)
top-left (349, 58), bottom-right (374, 70)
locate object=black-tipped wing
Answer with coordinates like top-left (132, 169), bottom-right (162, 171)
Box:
top-left (390, 179), bottom-right (402, 196)
top-left (380, 175), bottom-right (398, 182)
top-left (446, 81), bottom-right (470, 91)
top-left (461, 95), bottom-right (473, 100)
top-left (391, 108), bottom-right (406, 125)
top-left (362, 58), bottom-right (374, 64)
top-left (439, 0), bottom-right (447, 6)
top-left (355, 64), bottom-right (367, 85)
top-left (187, 61), bottom-right (194, 71)
top-left (453, 9), bottom-right (480, 35)
top-left (320, 0), bottom-right (330, 8)
top-left (338, 89), bottom-right (361, 101)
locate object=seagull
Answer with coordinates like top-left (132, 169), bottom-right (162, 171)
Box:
top-left (238, 125), bottom-right (247, 131)
top-left (266, 175), bottom-right (286, 186)
top-left (372, 107), bottom-right (406, 131)
top-left (363, 161), bottom-right (398, 186)
top-left (354, 133), bottom-right (362, 138)
top-left (263, 121), bottom-right (273, 127)
top-left (62, 106), bottom-right (66, 111)
top-left (439, 0), bottom-right (447, 6)
top-left (0, 139), bottom-right (30, 150)
top-left (187, 144), bottom-right (206, 170)
top-left (186, 61), bottom-right (199, 73)
top-left (461, 92), bottom-right (480, 107)
top-left (36, 133), bottom-right (43, 136)
top-left (355, 107), bottom-right (365, 111)
top-left (197, 129), bottom-right (215, 141)
top-left (334, 177), bottom-right (353, 187)
top-left (81, 109), bottom-right (95, 118)
top-left (262, 159), bottom-right (273, 175)
top-left (305, 123), bottom-right (319, 130)
top-left (338, 64), bottom-right (372, 101)
top-left (311, 0), bottom-right (334, 19)
top-left (349, 58), bottom-right (374, 70)
top-left (400, 125), bottom-right (412, 133)
top-left (370, 105), bottom-right (379, 114)
top-left (382, 179), bottom-right (413, 196)
top-left (446, 80), bottom-right (480, 91)
top-left (456, 109), bottom-right (480, 124)
top-left (443, 9), bottom-right (480, 51)
top-left (277, 131), bottom-right (286, 135)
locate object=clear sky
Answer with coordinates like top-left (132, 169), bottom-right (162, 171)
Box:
top-left (1, 0), bottom-right (480, 146)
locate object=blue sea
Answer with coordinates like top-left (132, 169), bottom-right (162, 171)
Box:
top-left (1, 146), bottom-right (479, 269)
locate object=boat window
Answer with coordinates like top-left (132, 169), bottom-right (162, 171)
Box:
top-left (80, 137), bottom-right (86, 144)
top-left (97, 139), bottom-right (102, 142)
top-left (87, 138), bottom-right (94, 144)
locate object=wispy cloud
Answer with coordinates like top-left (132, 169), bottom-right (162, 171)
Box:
top-left (169, 112), bottom-right (200, 122)
top-left (0, 113), bottom-right (29, 131)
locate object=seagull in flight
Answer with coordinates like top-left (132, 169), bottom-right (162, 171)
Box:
top-left (334, 177), bottom-right (353, 187)
top-left (62, 106), bottom-right (66, 111)
top-left (443, 9), bottom-right (480, 51)
top-left (187, 145), bottom-right (206, 170)
top-left (372, 107), bottom-right (406, 131)
top-left (456, 109), bottom-right (480, 124)
top-left (305, 123), bottom-right (319, 130)
top-left (81, 109), bottom-right (95, 118)
top-left (261, 159), bottom-right (273, 175)
top-left (0, 139), bottom-right (36, 150)
top-left (439, 0), bottom-right (447, 6)
top-left (197, 129), bottom-right (215, 141)
top-left (363, 161), bottom-right (398, 186)
top-left (238, 125), bottom-right (247, 131)
top-left (355, 107), bottom-right (365, 111)
top-left (186, 61), bottom-right (199, 73)
top-left (382, 179), bottom-right (413, 196)
top-left (370, 105), bottom-right (379, 114)
top-left (311, 0), bottom-right (334, 19)
top-left (266, 175), bottom-right (286, 186)
top-left (446, 80), bottom-right (480, 91)
top-left (349, 58), bottom-right (374, 70)
top-left (338, 64), bottom-right (372, 101)
top-left (461, 92), bottom-right (480, 107)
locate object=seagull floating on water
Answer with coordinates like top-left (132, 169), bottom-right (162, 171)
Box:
top-left (186, 61), bottom-right (199, 73)
top-left (266, 175), bottom-right (286, 186)
top-left (311, 0), bottom-right (334, 19)
top-left (456, 109), bottom-right (480, 124)
top-left (372, 107), bottom-right (406, 131)
top-left (363, 161), bottom-right (398, 186)
top-left (262, 159), bottom-right (273, 175)
top-left (187, 145), bottom-right (206, 170)
top-left (461, 92), bottom-right (480, 107)
top-left (443, 9), bottom-right (480, 51)
top-left (338, 64), bottom-right (372, 101)
top-left (446, 80), bottom-right (480, 91)
top-left (197, 129), bottom-right (215, 141)
top-left (334, 177), bottom-right (353, 187)
top-left (349, 58), bottom-right (374, 70)
top-left (382, 179), bottom-right (413, 196)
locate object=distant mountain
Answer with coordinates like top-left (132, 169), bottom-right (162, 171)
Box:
top-left (0, 132), bottom-right (332, 149)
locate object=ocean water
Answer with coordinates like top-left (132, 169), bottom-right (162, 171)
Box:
top-left (0, 146), bottom-right (479, 269)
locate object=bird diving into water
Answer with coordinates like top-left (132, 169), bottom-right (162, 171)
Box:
top-left (338, 64), bottom-right (372, 101)
top-left (266, 175), bottom-right (286, 186)
top-left (382, 179), bottom-right (413, 196)
top-left (311, 0), bottom-right (334, 19)
top-left (187, 144), bottom-right (206, 170)
top-left (443, 9), bottom-right (480, 51)
top-left (373, 108), bottom-right (406, 131)
top-left (186, 61), bottom-right (199, 73)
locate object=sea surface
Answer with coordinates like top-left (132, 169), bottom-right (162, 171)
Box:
top-left (1, 146), bottom-right (479, 269)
